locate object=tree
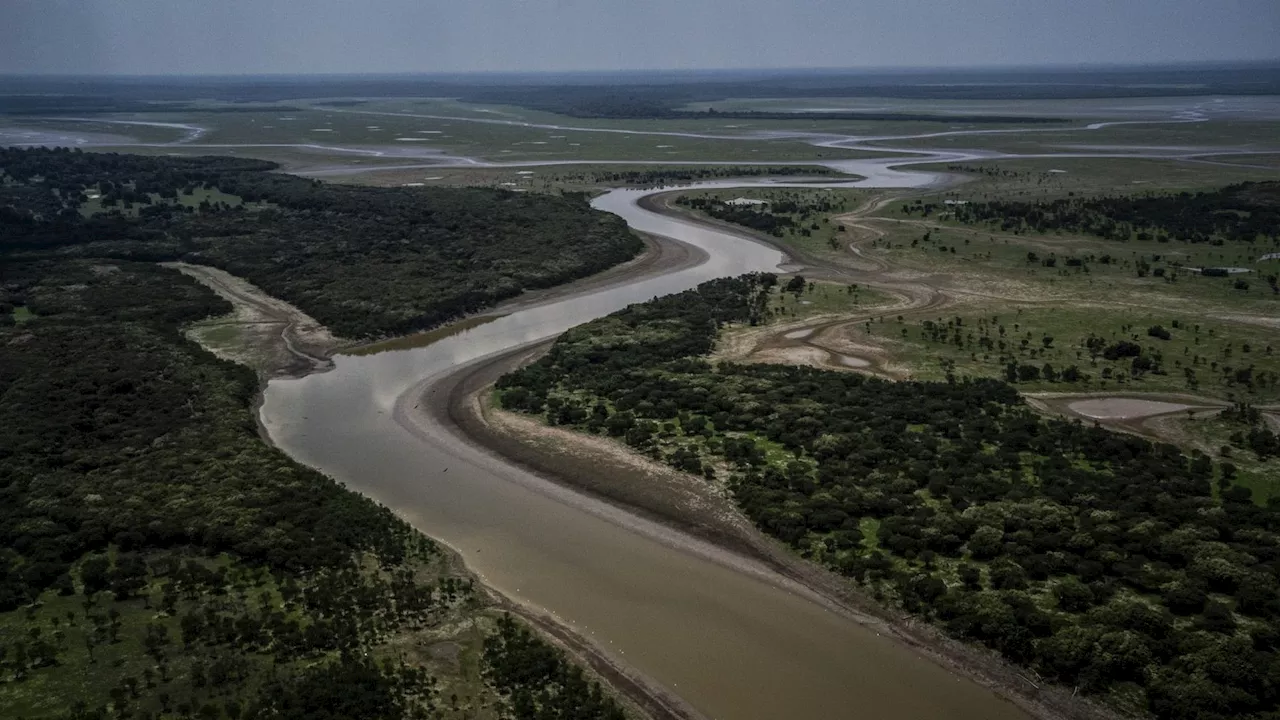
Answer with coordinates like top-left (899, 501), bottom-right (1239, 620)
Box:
top-left (967, 526), bottom-right (1004, 560)
top-left (1053, 579), bottom-right (1095, 613)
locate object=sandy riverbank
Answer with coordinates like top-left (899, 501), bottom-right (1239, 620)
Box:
top-left (397, 186), bottom-right (1122, 720)
top-left (194, 181), bottom-right (1116, 720)
top-left (419, 338), bottom-right (1114, 720)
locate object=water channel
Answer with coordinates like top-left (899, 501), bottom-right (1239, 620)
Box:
top-left (259, 172), bottom-right (1031, 720)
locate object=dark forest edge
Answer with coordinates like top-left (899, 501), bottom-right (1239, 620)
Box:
top-left (0, 147), bottom-right (643, 339)
top-left (906, 181), bottom-right (1280, 250)
top-left (0, 153), bottom-right (638, 718)
top-left (495, 273), bottom-right (1280, 720)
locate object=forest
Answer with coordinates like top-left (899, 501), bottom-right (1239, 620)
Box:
top-left (566, 165), bottom-right (840, 188)
top-left (497, 274), bottom-right (1280, 720)
top-left (675, 192), bottom-right (849, 239)
top-left (0, 158), bottom-right (631, 717)
top-left (904, 181), bottom-right (1280, 247)
top-left (0, 147), bottom-right (642, 338)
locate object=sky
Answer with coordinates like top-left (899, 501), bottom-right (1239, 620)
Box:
top-left (1, 0), bottom-right (1278, 75)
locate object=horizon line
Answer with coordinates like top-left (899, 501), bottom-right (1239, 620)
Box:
top-left (2, 59), bottom-right (1280, 81)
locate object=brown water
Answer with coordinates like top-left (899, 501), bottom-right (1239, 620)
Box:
top-left (260, 185), bottom-right (1029, 720)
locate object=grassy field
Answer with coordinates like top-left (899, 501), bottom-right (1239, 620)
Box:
top-left (763, 279), bottom-right (899, 321)
top-left (349, 97), bottom-right (1058, 139)
top-left (79, 185), bottom-right (268, 217)
top-left (849, 304), bottom-right (1280, 401)
top-left (30, 107), bottom-right (882, 164)
top-left (674, 171), bottom-right (1280, 405)
top-left (0, 116), bottom-right (188, 144)
top-left (862, 218), bottom-right (1278, 310)
top-left (1169, 413), bottom-right (1280, 503)
top-left (911, 156), bottom-right (1280, 199)
top-left (682, 95), bottom-right (1280, 122)
top-left (876, 119), bottom-right (1280, 155)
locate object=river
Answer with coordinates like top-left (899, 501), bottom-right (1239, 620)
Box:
top-left (259, 169), bottom-right (1032, 720)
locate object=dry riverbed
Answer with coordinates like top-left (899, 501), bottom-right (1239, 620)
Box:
top-left (164, 262), bottom-right (341, 376)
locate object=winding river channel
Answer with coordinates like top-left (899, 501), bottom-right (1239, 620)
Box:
top-left (259, 161), bottom-right (1032, 719)
top-left (2, 97), bottom-right (1272, 718)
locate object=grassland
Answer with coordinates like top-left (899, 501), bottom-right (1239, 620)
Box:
top-left (1146, 412), bottom-right (1280, 504)
top-left (762, 279), bottom-right (898, 320)
top-left (25, 106), bottom-right (882, 164)
top-left (350, 98), bottom-right (1053, 139)
top-left (670, 157), bottom-right (1280, 501)
top-left (850, 305), bottom-right (1280, 400)
top-left (79, 185), bottom-right (270, 217)
top-left (877, 119), bottom-right (1280, 155)
top-left (682, 95), bottom-right (1280, 123)
top-left (916, 156), bottom-right (1280, 198)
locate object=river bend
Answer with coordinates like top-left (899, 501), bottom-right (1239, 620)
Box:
top-left (260, 170), bottom-right (1030, 720)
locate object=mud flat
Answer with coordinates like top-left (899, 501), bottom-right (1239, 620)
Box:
top-left (839, 354), bottom-right (872, 368)
top-left (1066, 397), bottom-right (1193, 420)
top-left (164, 262), bottom-right (340, 376)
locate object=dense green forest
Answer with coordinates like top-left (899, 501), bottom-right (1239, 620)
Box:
top-left (905, 181), bottom-right (1280, 248)
top-left (0, 147), bottom-right (642, 338)
top-left (675, 193), bottom-right (848, 239)
top-left (564, 165), bottom-right (841, 188)
top-left (497, 274), bottom-right (1280, 720)
top-left (0, 155), bottom-right (634, 717)
top-left (483, 616), bottom-right (625, 720)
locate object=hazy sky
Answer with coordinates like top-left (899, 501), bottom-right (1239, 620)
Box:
top-left (2, 0), bottom-right (1278, 75)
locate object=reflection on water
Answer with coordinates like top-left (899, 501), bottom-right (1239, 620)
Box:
top-left (259, 184), bottom-right (1028, 720)
top-left (343, 315), bottom-right (503, 356)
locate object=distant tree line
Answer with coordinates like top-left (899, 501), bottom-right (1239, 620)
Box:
top-left (904, 182), bottom-right (1280, 246)
top-left (577, 165), bottom-right (841, 188)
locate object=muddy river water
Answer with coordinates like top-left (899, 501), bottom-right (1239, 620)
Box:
top-left (259, 180), bottom-right (1029, 719)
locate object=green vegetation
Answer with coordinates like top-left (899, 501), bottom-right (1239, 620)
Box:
top-left (674, 188), bottom-right (863, 244)
top-left (92, 108), bottom-right (871, 164)
top-left (346, 164), bottom-right (850, 194)
top-left (483, 615), bottom-right (625, 720)
top-left (0, 259), bottom-right (466, 718)
top-left (0, 152), bottom-right (640, 719)
top-left (1187, 405), bottom-right (1280, 504)
top-left (760, 278), bottom-right (893, 321)
top-left (550, 165), bottom-right (842, 188)
top-left (860, 306), bottom-right (1280, 401)
top-left (880, 120), bottom-right (1280, 158)
top-left (78, 186), bottom-right (265, 218)
top-left (1, 147), bottom-right (642, 338)
top-left (920, 181), bottom-right (1280, 247)
top-left (497, 274), bottom-right (1280, 720)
